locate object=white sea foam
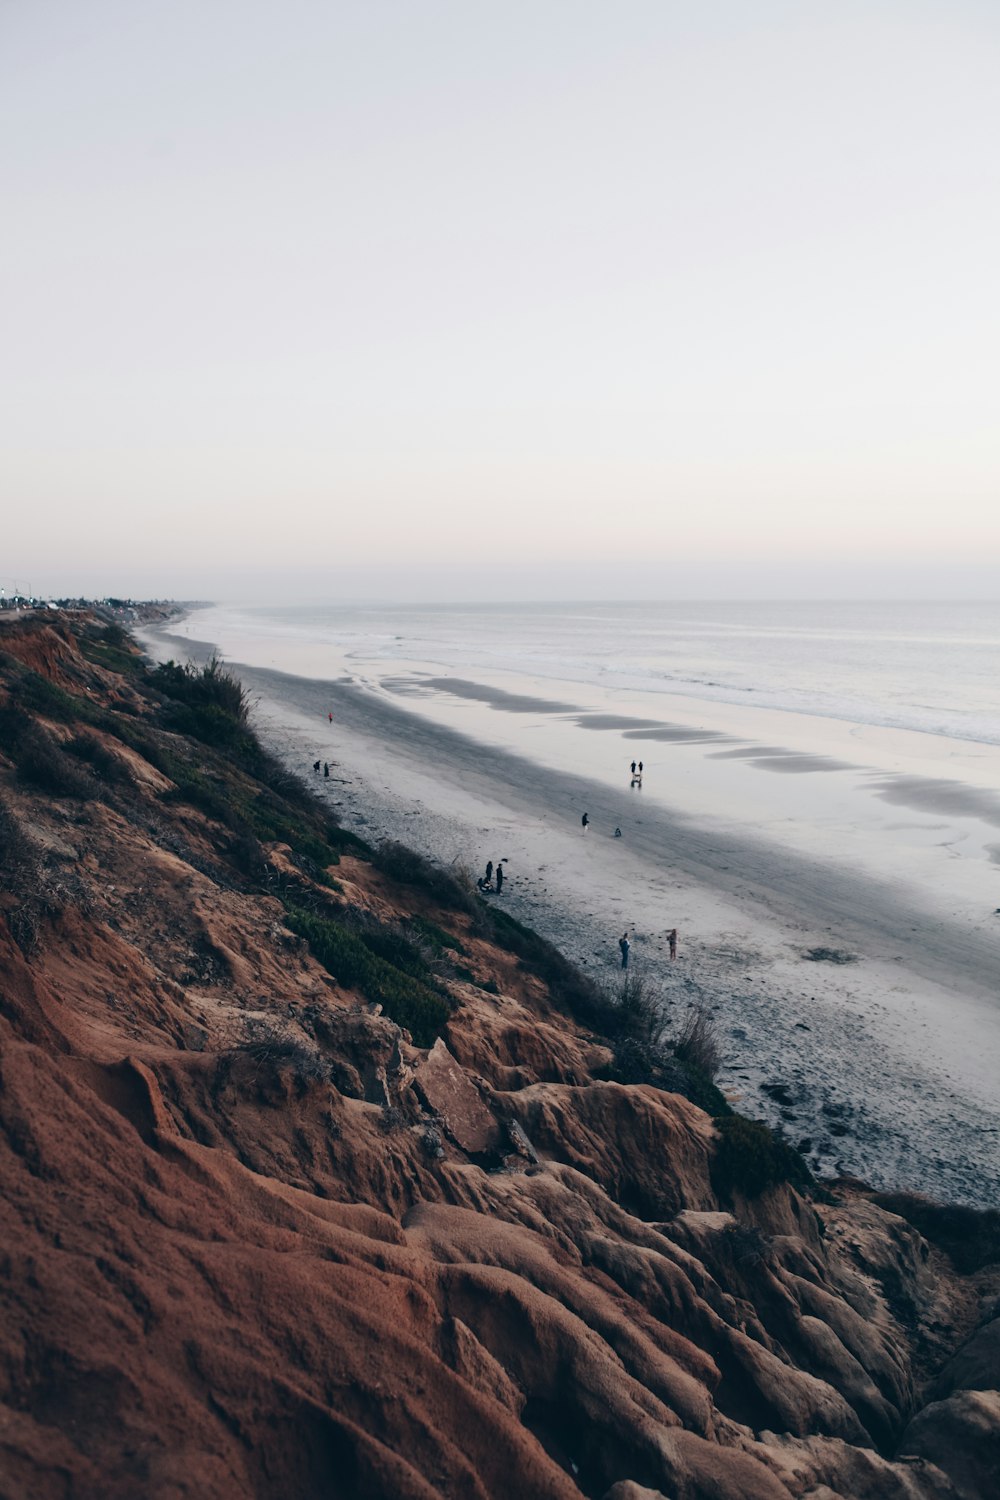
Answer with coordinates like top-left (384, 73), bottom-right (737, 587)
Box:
top-left (190, 599), bottom-right (1000, 747)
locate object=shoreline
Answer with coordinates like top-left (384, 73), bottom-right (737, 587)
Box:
top-left (141, 616), bottom-right (1000, 1208)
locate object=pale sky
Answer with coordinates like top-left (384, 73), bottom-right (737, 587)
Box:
top-left (2, 0), bottom-right (998, 601)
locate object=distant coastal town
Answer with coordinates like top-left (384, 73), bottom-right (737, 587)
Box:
top-left (0, 590), bottom-right (187, 624)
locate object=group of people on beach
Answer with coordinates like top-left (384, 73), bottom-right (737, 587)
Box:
top-left (316, 696), bottom-right (676, 973)
top-left (476, 858), bottom-right (506, 894)
top-left (619, 927), bottom-right (677, 968)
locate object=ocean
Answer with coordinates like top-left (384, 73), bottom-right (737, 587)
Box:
top-left (184, 599), bottom-right (1000, 748)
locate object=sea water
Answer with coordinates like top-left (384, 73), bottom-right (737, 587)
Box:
top-left (187, 599), bottom-right (1000, 747)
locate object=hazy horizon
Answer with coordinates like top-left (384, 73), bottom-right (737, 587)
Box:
top-left (3, 1), bottom-right (998, 603)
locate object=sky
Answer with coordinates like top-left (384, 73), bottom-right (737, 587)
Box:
top-left (2, 0), bottom-right (999, 602)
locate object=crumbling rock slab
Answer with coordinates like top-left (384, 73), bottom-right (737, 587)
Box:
top-left (414, 1038), bottom-right (502, 1155)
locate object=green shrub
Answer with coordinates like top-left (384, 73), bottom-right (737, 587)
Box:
top-left (0, 796), bottom-right (58, 954)
top-left (674, 1005), bottom-right (722, 1080)
top-left (374, 841), bottom-right (476, 913)
top-left (162, 701), bottom-right (253, 750)
top-left (676, 1060), bottom-right (731, 1116)
top-left (408, 914), bottom-right (465, 954)
top-left (712, 1115), bottom-right (812, 1200)
top-left (66, 732), bottom-right (133, 786)
top-left (603, 973), bottom-right (664, 1044)
top-left (0, 704), bottom-right (33, 755)
top-left (15, 671), bottom-right (84, 724)
top-left (100, 622), bottom-right (130, 648)
top-left (227, 829), bottom-right (270, 883)
top-left (14, 724), bottom-right (94, 799)
top-left (602, 1036), bottom-right (731, 1115)
top-left (284, 904), bottom-right (450, 1047)
top-left (871, 1192), bottom-right (1000, 1274)
top-left (354, 922), bottom-right (432, 979)
top-left (79, 636), bottom-right (141, 676)
top-left (486, 905), bottom-right (613, 1028)
top-left (151, 655), bottom-right (250, 726)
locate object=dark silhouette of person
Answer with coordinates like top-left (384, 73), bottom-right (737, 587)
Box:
top-left (328, 711), bottom-right (333, 723)
top-left (485, 860), bottom-right (493, 884)
top-left (614, 827), bottom-right (622, 837)
top-left (619, 932), bottom-right (630, 969)
top-left (313, 760), bottom-right (321, 772)
top-left (668, 927), bottom-right (677, 959)
top-left (638, 761), bottom-right (643, 774)
top-left (323, 762), bottom-right (330, 777)
top-left (630, 761), bottom-right (636, 775)
top-left (495, 862), bottom-right (504, 893)
top-left (581, 813), bottom-right (589, 833)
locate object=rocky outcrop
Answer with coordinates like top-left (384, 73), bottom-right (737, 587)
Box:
top-left (1, 614), bottom-right (997, 1499)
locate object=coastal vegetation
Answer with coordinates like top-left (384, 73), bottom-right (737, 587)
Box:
top-left (283, 903), bottom-right (451, 1048)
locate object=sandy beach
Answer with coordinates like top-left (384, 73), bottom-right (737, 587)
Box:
top-left (141, 614), bottom-right (1000, 1208)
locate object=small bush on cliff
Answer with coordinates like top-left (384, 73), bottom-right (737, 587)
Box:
top-left (674, 1005), bottom-right (722, 1080)
top-left (66, 732), bottom-right (133, 787)
top-left (151, 655), bottom-right (250, 726)
top-left (872, 1192), bottom-right (1000, 1274)
top-left (284, 904), bottom-right (450, 1048)
top-left (712, 1115), bottom-right (813, 1200)
top-left (15, 724), bottom-right (94, 799)
top-left (597, 972), bottom-right (664, 1044)
top-left (14, 670), bottom-right (85, 724)
top-left (487, 905), bottom-right (613, 1029)
top-left (0, 797), bottom-right (59, 954)
top-left (407, 915), bottom-right (465, 955)
top-left (151, 657), bottom-right (255, 750)
top-left (218, 1018), bottom-right (329, 1100)
top-left (79, 632), bottom-right (141, 677)
top-left (374, 841), bottom-right (476, 914)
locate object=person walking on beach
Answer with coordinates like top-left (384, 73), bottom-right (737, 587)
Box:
top-left (619, 931), bottom-right (630, 969)
top-left (328, 711), bottom-right (333, 723)
top-left (638, 761), bottom-right (643, 775)
top-left (495, 861), bottom-right (504, 893)
top-left (581, 813), bottom-right (590, 833)
top-left (668, 927), bottom-right (677, 959)
top-left (323, 762), bottom-right (330, 778)
top-left (630, 760), bottom-right (636, 776)
top-left (485, 860), bottom-right (493, 885)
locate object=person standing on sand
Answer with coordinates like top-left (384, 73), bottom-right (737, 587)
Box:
top-left (630, 761), bottom-right (636, 775)
top-left (638, 761), bottom-right (643, 775)
top-left (323, 762), bottom-right (330, 778)
top-left (328, 711), bottom-right (333, 723)
top-left (581, 813), bottom-right (590, 833)
top-left (496, 862), bottom-right (504, 893)
top-left (485, 860), bottom-right (493, 884)
top-left (619, 932), bottom-right (630, 969)
top-left (668, 928), bottom-right (677, 959)
top-left (313, 760), bottom-right (321, 772)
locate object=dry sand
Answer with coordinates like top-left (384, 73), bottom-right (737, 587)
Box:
top-left (140, 622), bottom-right (1000, 1209)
